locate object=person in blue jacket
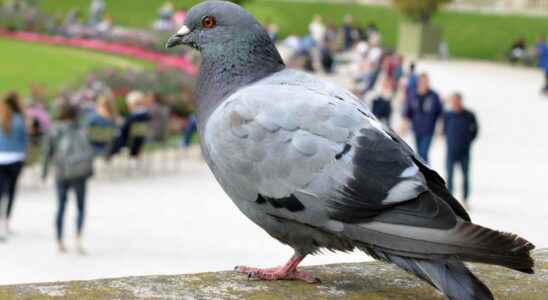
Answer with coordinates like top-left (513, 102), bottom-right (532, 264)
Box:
top-left (443, 93), bottom-right (479, 208)
top-left (0, 92), bottom-right (27, 240)
top-left (402, 73), bottom-right (443, 163)
top-left (536, 35), bottom-right (548, 94)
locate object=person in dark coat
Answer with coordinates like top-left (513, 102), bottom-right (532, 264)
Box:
top-left (341, 15), bottom-right (353, 50)
top-left (402, 73), bottom-right (443, 163)
top-left (370, 78), bottom-right (393, 127)
top-left (443, 93), bottom-right (478, 207)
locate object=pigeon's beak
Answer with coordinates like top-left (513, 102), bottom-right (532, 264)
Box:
top-left (166, 25), bottom-right (191, 49)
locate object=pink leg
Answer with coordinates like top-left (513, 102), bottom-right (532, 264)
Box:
top-left (235, 253), bottom-right (320, 283)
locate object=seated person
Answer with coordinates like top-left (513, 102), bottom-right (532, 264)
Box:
top-left (109, 91), bottom-right (151, 158)
top-left (87, 95), bottom-right (118, 156)
top-left (508, 37), bottom-right (529, 64)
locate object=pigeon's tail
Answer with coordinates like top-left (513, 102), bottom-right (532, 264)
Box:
top-left (380, 252), bottom-right (494, 300)
top-left (352, 220), bottom-right (535, 274)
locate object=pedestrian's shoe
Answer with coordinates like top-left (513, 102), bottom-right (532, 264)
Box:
top-left (76, 237), bottom-right (87, 255)
top-left (58, 241), bottom-right (67, 254)
top-left (0, 220), bottom-right (7, 242)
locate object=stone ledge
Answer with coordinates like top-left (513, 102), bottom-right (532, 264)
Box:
top-left (1, 249), bottom-right (547, 300)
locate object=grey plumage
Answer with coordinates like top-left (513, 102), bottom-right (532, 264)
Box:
top-left (167, 1), bottom-right (534, 299)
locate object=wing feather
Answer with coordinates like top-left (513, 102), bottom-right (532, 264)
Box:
top-left (205, 71), bottom-right (427, 221)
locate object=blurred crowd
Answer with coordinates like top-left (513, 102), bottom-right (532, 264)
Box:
top-left (0, 86), bottom-right (196, 252)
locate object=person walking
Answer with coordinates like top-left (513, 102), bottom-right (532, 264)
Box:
top-left (535, 35), bottom-right (548, 95)
top-left (182, 113), bottom-right (197, 148)
top-left (42, 103), bottom-right (94, 254)
top-left (403, 62), bottom-right (418, 103)
top-left (0, 92), bottom-right (27, 240)
top-left (308, 15), bottom-right (326, 47)
top-left (401, 73), bottom-right (443, 163)
top-left (341, 15), bottom-right (353, 50)
top-left (443, 93), bottom-right (478, 209)
top-left (370, 78), bottom-right (393, 127)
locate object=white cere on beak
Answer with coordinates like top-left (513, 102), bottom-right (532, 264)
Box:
top-left (177, 25), bottom-right (190, 36)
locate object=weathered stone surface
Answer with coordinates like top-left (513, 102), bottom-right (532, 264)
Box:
top-left (1, 249), bottom-right (547, 300)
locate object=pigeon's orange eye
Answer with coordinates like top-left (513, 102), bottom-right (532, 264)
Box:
top-left (202, 16), bottom-right (216, 29)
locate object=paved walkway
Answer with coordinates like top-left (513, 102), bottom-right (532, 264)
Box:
top-left (1, 60), bottom-right (547, 285)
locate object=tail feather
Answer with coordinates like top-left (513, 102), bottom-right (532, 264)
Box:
top-left (381, 252), bottom-right (494, 300)
top-left (350, 221), bottom-right (535, 273)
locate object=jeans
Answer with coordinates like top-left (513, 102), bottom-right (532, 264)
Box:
top-left (183, 115), bottom-right (197, 147)
top-left (446, 151), bottom-right (471, 201)
top-left (56, 178), bottom-right (87, 241)
top-left (0, 161), bottom-right (24, 219)
top-left (544, 70), bottom-right (548, 92)
top-left (415, 135), bottom-right (434, 163)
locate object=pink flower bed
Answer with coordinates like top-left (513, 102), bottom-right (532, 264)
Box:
top-left (0, 30), bottom-right (198, 76)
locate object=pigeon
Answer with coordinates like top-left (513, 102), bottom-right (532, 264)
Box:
top-left (166, 1), bottom-right (534, 299)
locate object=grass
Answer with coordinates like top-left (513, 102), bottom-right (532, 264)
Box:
top-left (35, 0), bottom-right (548, 61)
top-left (433, 11), bottom-right (548, 60)
top-left (0, 38), bottom-right (152, 96)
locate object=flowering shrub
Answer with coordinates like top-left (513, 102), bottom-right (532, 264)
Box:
top-left (62, 68), bottom-right (196, 117)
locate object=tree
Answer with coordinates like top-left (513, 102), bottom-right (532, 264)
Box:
top-left (392, 0), bottom-right (451, 24)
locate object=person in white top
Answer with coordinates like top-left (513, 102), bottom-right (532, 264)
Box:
top-left (308, 15), bottom-right (326, 46)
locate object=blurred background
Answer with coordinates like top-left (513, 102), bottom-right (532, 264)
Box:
top-left (0, 0), bottom-right (547, 285)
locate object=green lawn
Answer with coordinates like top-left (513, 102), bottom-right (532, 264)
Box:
top-left (433, 11), bottom-right (548, 60)
top-left (35, 0), bottom-right (548, 60)
top-left (0, 38), bottom-right (152, 96)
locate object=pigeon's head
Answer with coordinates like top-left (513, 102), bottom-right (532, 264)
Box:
top-left (165, 0), bottom-right (266, 52)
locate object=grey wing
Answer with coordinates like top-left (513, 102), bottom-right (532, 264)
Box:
top-left (204, 78), bottom-right (427, 226)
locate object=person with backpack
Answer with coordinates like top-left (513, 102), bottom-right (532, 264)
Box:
top-left (42, 103), bottom-right (94, 254)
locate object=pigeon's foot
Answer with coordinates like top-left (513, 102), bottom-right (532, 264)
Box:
top-left (234, 253), bottom-right (320, 284)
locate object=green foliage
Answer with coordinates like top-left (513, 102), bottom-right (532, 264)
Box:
top-left (392, 0), bottom-right (451, 23)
